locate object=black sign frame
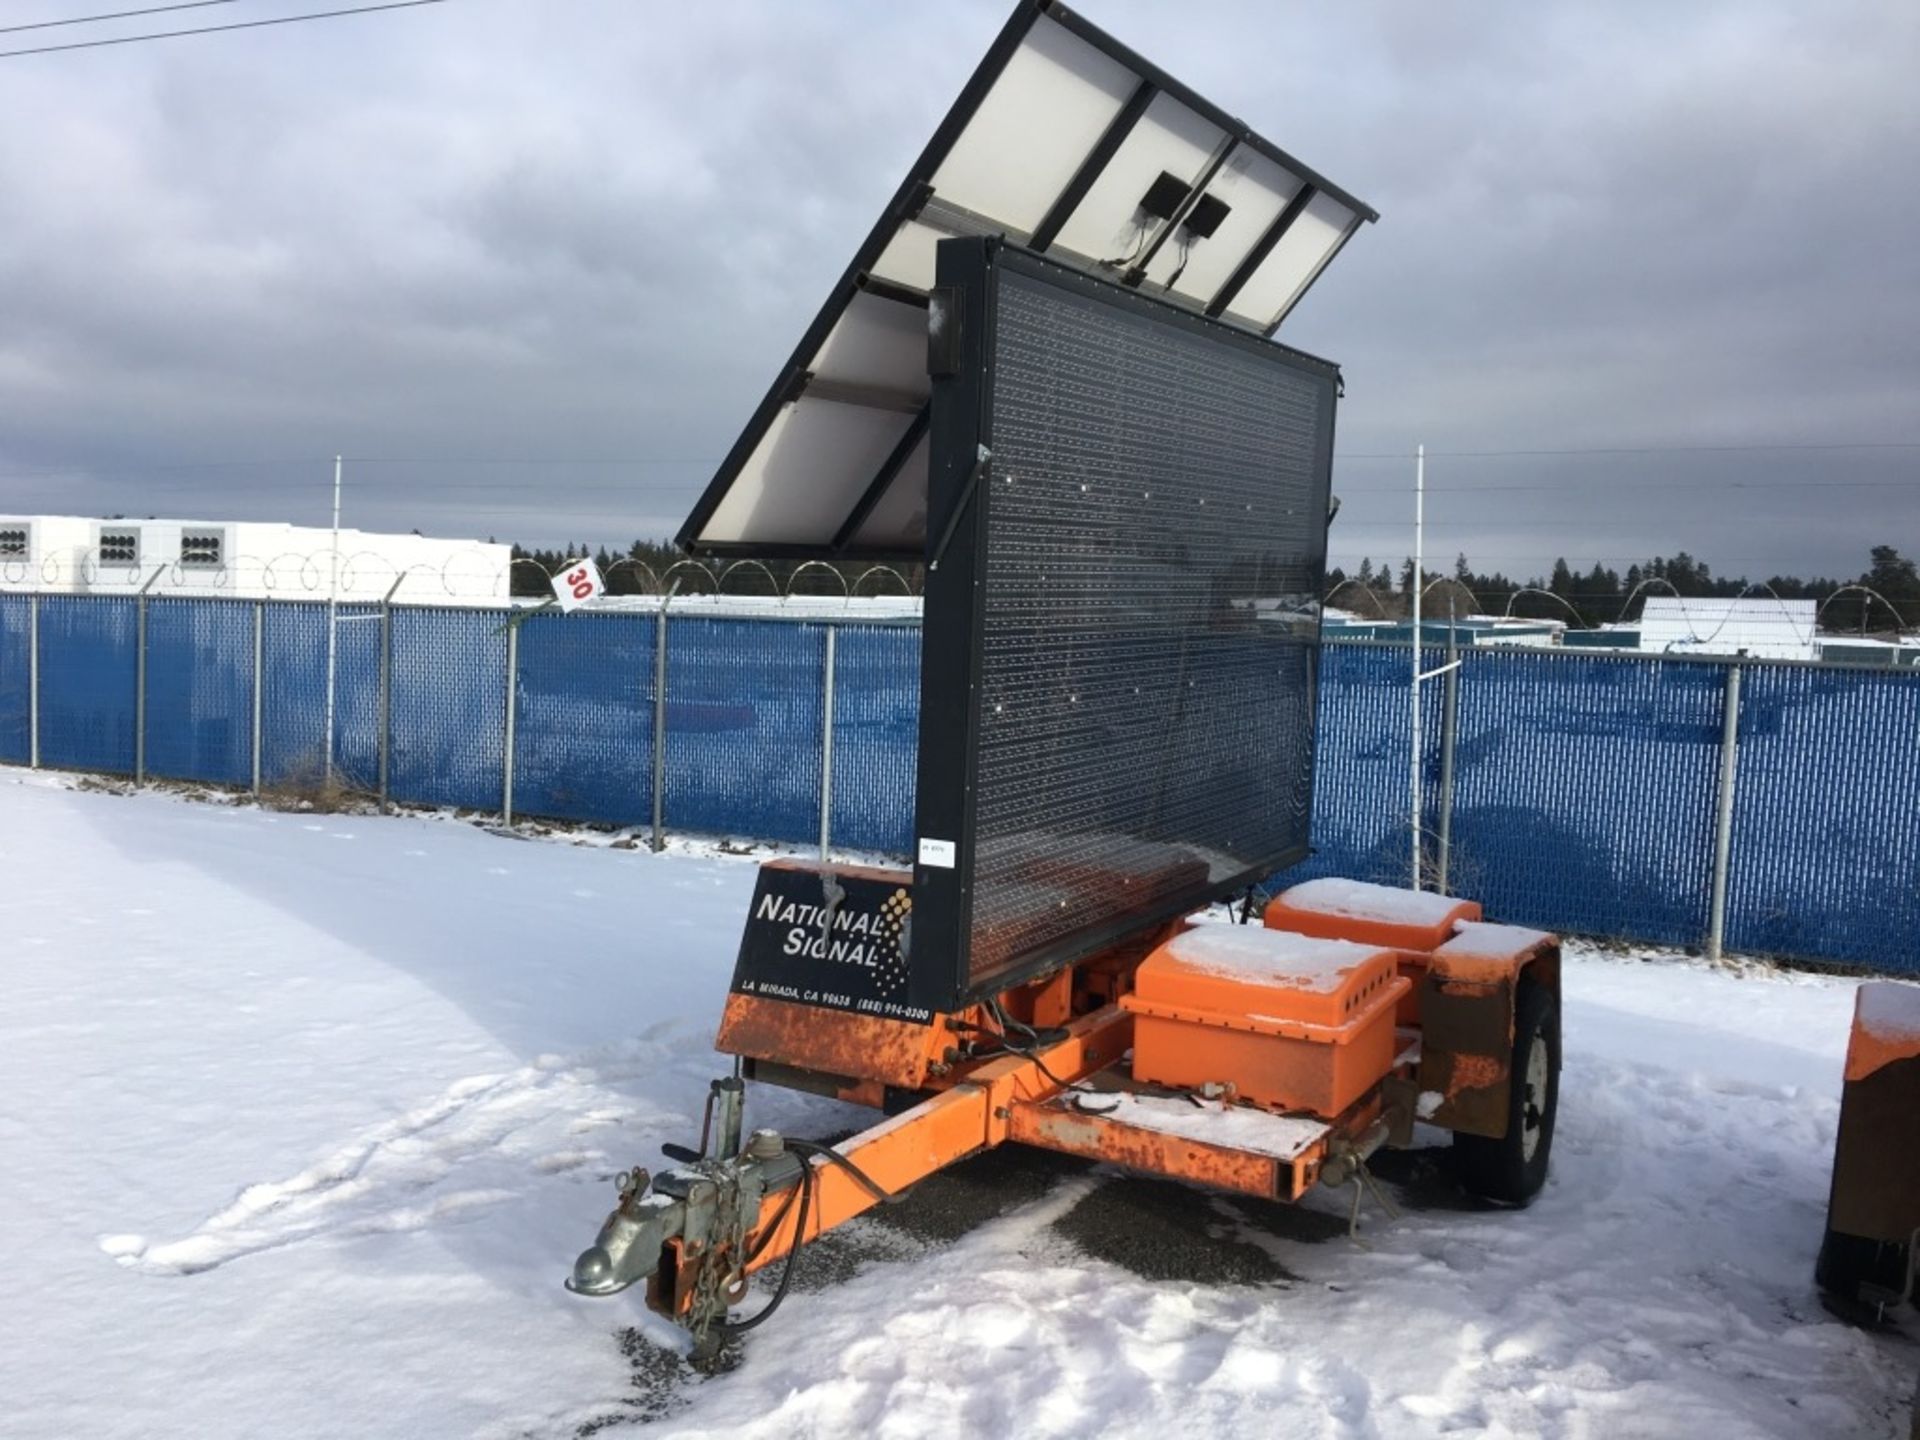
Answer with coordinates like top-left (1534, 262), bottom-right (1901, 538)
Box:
top-left (907, 237), bottom-right (1340, 1013)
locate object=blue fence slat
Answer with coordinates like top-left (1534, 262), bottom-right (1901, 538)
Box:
top-left (665, 616), bottom-right (825, 845)
top-left (260, 603), bottom-right (327, 784)
top-left (388, 607), bottom-right (505, 810)
top-left (512, 610), bottom-right (655, 826)
top-left (828, 624), bottom-right (919, 855)
top-left (1280, 643), bottom-right (1449, 891)
top-left (331, 604), bottom-right (383, 791)
top-left (144, 599), bottom-right (254, 786)
top-left (1444, 649), bottom-right (1724, 945)
top-left (0, 595), bottom-right (29, 763)
top-left (37, 595), bottom-right (137, 774)
top-left (1725, 665), bottom-right (1920, 973)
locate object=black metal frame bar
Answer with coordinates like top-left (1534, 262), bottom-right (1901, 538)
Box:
top-left (1207, 183), bottom-right (1315, 318)
top-left (910, 235), bottom-right (1339, 1012)
top-left (1264, 214), bottom-right (1365, 335)
top-left (1028, 77), bottom-right (1156, 252)
top-left (829, 405), bottom-right (931, 554)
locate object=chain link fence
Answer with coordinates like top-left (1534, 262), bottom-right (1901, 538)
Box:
top-left (0, 592), bottom-right (1913, 975)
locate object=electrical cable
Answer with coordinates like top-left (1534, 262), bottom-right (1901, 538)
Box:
top-left (721, 1135), bottom-right (906, 1337)
top-left (781, 1138), bottom-right (906, 1205)
top-left (960, 1000), bottom-right (1091, 1096)
top-left (0, 0), bottom-right (447, 59)
top-left (719, 1150), bottom-right (810, 1338)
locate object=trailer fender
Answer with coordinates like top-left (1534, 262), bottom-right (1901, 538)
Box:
top-left (1417, 925), bottom-right (1560, 1140)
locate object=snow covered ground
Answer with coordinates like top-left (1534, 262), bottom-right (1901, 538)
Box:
top-left (1, 771), bottom-right (1913, 1439)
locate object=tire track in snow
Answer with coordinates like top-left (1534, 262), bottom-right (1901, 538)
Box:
top-left (98, 1034), bottom-right (686, 1276)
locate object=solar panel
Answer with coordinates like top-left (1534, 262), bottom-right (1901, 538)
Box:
top-left (907, 238), bottom-right (1337, 1011)
top-left (678, 0), bottom-right (1374, 561)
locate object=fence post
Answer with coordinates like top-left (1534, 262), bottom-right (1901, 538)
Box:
top-left (134, 569), bottom-right (162, 783)
top-left (251, 602), bottom-right (264, 794)
top-left (502, 621), bottom-right (518, 825)
top-left (28, 592), bottom-right (39, 769)
top-left (378, 579), bottom-right (403, 809)
top-left (1436, 643), bottom-right (1460, 893)
top-left (1706, 664), bottom-right (1743, 961)
top-left (819, 626), bottom-right (837, 861)
top-left (651, 602), bottom-right (669, 852)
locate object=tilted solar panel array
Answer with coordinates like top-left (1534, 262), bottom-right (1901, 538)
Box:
top-left (677, 0), bottom-right (1373, 561)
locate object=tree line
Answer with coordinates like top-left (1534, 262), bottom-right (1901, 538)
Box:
top-left (1328, 545), bottom-right (1918, 634)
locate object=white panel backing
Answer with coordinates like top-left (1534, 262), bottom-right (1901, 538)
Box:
top-left (811, 290), bottom-right (931, 395)
top-left (930, 16), bottom-right (1137, 233)
top-left (847, 430), bottom-right (932, 551)
top-left (699, 402), bottom-right (919, 547)
top-left (1231, 190), bottom-right (1357, 330)
top-left (1049, 91), bottom-right (1227, 267)
top-left (869, 219), bottom-right (947, 292)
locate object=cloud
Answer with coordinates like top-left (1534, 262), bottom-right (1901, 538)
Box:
top-left (0, 0), bottom-right (1913, 579)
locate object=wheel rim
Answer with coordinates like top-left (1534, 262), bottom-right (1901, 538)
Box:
top-left (1520, 1033), bottom-right (1549, 1163)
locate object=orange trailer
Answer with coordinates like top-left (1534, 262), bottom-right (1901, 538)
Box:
top-left (567, 872), bottom-right (1561, 1353)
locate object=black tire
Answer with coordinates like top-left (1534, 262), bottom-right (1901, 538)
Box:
top-left (1815, 1227), bottom-right (1908, 1307)
top-left (1452, 976), bottom-right (1560, 1206)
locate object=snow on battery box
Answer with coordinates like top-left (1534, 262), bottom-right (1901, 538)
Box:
top-left (1123, 925), bottom-right (1408, 1116)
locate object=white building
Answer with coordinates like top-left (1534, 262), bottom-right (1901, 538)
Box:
top-left (0, 516), bottom-right (509, 603)
top-left (1637, 596), bottom-right (1817, 661)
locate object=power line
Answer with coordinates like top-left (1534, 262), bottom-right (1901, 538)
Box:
top-left (0, 1), bottom-right (238, 35)
top-left (1331, 477), bottom-right (1919, 496)
top-left (1333, 441), bottom-right (1920, 460)
top-left (0, 0), bottom-right (446, 59)
top-left (7, 468), bottom-right (1916, 494)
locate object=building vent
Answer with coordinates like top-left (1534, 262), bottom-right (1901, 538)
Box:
top-left (180, 530), bottom-right (224, 569)
top-left (99, 529), bottom-right (140, 566)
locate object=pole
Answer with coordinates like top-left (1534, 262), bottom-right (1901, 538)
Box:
top-left (378, 576), bottom-right (403, 808)
top-left (502, 621), bottom-right (518, 824)
top-left (651, 593), bottom-right (671, 852)
top-left (322, 454), bottom-right (342, 781)
top-left (1409, 442), bottom-right (1425, 890)
top-left (28, 592), bottom-right (39, 769)
top-left (251, 601), bottom-right (264, 794)
top-left (1437, 639), bottom-right (1460, 894)
top-left (134, 568), bottom-right (162, 783)
top-left (1706, 664), bottom-right (1742, 962)
top-left (819, 626), bottom-right (837, 861)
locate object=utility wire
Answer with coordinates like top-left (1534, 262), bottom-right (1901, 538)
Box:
top-left (1333, 441), bottom-right (1920, 460)
top-left (0, 0), bottom-right (446, 59)
top-left (0, 1), bottom-right (238, 35)
top-left (4, 470), bottom-right (1916, 494)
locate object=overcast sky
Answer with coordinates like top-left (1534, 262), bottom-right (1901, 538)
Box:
top-left (1, 0), bottom-right (1915, 582)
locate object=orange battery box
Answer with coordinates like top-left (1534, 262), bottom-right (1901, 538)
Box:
top-left (1265, 878), bottom-right (1482, 1026)
top-left (1121, 925), bottom-right (1409, 1118)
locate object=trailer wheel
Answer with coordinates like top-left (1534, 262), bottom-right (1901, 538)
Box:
top-left (1815, 1227), bottom-right (1909, 1309)
top-left (1452, 976), bottom-right (1559, 1205)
